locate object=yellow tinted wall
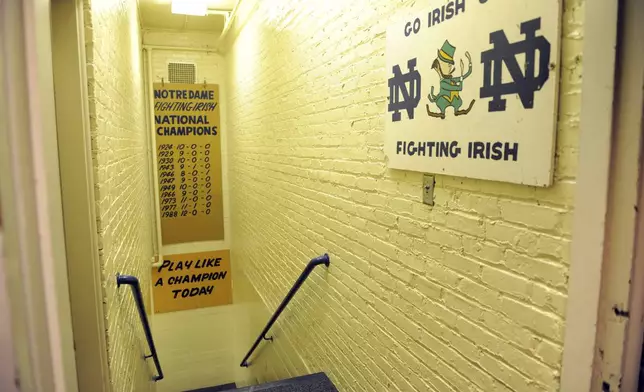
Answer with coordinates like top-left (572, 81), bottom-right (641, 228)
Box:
top-left (225, 1), bottom-right (583, 391)
top-left (83, 0), bottom-right (155, 390)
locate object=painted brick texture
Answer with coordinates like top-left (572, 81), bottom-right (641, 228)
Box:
top-left (225, 1), bottom-right (584, 391)
top-left (83, 0), bottom-right (155, 391)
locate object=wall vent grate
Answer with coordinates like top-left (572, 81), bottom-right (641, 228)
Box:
top-left (168, 62), bottom-right (196, 84)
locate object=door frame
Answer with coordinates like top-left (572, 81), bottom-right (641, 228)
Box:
top-left (561, 0), bottom-right (644, 390)
top-left (615, 0), bottom-right (644, 388)
top-left (50, 0), bottom-right (112, 391)
top-left (0, 0), bottom-right (78, 390)
top-left (623, 138), bottom-right (644, 390)
top-left (559, 0), bottom-right (619, 388)
top-left (0, 224), bottom-right (18, 392)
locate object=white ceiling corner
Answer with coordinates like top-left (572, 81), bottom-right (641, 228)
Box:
top-left (139, 0), bottom-right (238, 32)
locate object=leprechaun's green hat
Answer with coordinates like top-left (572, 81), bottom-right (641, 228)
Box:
top-left (437, 40), bottom-right (456, 65)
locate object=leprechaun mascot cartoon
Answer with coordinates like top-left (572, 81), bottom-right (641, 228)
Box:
top-left (427, 40), bottom-right (476, 119)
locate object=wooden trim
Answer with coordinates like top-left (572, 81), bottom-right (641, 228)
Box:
top-left (50, 0), bottom-right (112, 391)
top-left (0, 0), bottom-right (78, 390)
top-left (617, 0), bottom-right (644, 388)
top-left (0, 230), bottom-right (18, 392)
top-left (559, 0), bottom-right (619, 390)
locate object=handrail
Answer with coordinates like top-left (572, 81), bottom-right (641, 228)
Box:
top-left (116, 274), bottom-right (164, 381)
top-left (240, 253), bottom-right (330, 367)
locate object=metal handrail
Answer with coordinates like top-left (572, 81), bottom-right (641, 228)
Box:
top-left (116, 274), bottom-right (164, 381)
top-left (240, 253), bottom-right (330, 367)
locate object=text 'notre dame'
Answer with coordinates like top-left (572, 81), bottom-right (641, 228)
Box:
top-left (154, 89), bottom-right (218, 137)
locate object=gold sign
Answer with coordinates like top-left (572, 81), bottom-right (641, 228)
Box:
top-left (152, 250), bottom-right (232, 313)
top-left (154, 83), bottom-right (224, 244)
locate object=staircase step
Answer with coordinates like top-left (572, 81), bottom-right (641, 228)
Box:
top-left (227, 373), bottom-right (337, 392)
top-left (186, 383), bottom-right (237, 392)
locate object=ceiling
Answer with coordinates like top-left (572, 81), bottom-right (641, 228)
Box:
top-left (139, 0), bottom-right (237, 32)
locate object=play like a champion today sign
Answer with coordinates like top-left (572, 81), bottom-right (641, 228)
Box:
top-left (385, 0), bottom-right (561, 186)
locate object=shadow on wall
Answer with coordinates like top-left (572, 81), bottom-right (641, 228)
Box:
top-left (227, 8), bottom-right (333, 385)
top-left (232, 256), bottom-right (333, 387)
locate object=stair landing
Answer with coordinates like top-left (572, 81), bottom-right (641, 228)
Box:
top-left (228, 373), bottom-right (337, 392)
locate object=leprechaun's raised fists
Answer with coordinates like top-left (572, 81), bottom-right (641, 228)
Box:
top-left (461, 51), bottom-right (473, 79)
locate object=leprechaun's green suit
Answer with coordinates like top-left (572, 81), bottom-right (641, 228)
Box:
top-left (427, 40), bottom-right (475, 118)
top-left (433, 68), bottom-right (472, 114)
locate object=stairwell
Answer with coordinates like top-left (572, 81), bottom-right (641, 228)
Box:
top-left (186, 373), bottom-right (338, 392)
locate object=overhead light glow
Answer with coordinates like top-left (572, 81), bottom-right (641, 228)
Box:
top-left (171, 0), bottom-right (208, 16)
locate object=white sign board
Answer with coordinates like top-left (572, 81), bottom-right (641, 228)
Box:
top-left (386, 0), bottom-right (561, 186)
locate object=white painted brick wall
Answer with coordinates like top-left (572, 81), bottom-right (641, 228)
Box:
top-left (143, 29), bottom-right (220, 50)
top-left (148, 48), bottom-right (223, 100)
top-left (224, 1), bottom-right (584, 391)
top-left (83, 1), bottom-right (155, 391)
